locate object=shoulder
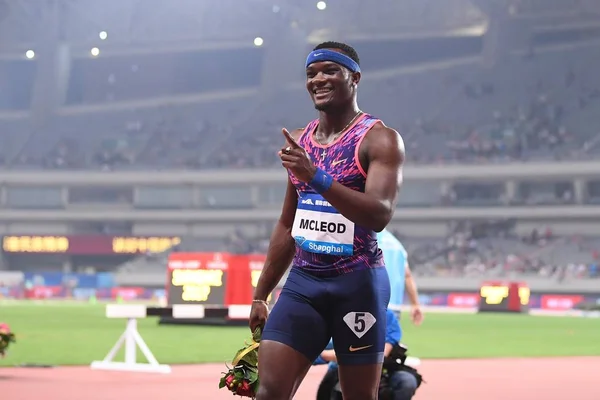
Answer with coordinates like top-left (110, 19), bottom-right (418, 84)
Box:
top-left (367, 121), bottom-right (404, 150)
top-left (363, 121), bottom-right (405, 162)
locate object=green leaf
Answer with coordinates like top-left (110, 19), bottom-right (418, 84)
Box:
top-left (232, 348), bottom-right (259, 368)
top-left (252, 327), bottom-right (262, 343)
top-left (246, 370), bottom-right (259, 384)
top-left (236, 358), bottom-right (259, 371)
top-left (234, 369), bottom-right (245, 379)
top-left (240, 349), bottom-right (259, 367)
top-left (243, 365), bottom-right (258, 373)
top-left (218, 375), bottom-right (228, 389)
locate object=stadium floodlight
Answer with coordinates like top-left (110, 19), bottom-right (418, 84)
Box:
top-left (253, 37), bottom-right (264, 47)
top-left (25, 50), bottom-right (35, 59)
top-left (99, 31), bottom-right (108, 40)
top-left (317, 1), bottom-right (327, 10)
top-left (90, 47), bottom-right (100, 57)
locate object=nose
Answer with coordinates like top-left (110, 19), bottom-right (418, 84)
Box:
top-left (310, 72), bottom-right (328, 86)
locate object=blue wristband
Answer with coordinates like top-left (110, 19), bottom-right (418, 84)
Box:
top-left (309, 168), bottom-right (333, 194)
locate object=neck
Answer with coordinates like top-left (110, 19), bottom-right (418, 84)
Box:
top-left (317, 102), bottom-right (361, 138)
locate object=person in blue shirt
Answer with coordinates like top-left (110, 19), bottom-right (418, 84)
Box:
top-left (376, 229), bottom-right (423, 326)
top-left (313, 309), bottom-right (418, 400)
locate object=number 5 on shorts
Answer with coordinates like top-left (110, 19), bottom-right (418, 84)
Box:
top-left (343, 312), bottom-right (376, 339)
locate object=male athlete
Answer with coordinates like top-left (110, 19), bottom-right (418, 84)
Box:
top-left (249, 41), bottom-right (405, 400)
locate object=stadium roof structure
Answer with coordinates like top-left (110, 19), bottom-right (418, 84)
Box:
top-left (0, 0), bottom-right (487, 54)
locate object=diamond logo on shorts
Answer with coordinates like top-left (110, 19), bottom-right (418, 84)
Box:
top-left (343, 312), bottom-right (376, 339)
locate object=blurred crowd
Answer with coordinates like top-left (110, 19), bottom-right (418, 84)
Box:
top-left (2, 28), bottom-right (600, 282)
top-left (396, 220), bottom-right (600, 279)
top-left (214, 220), bottom-right (600, 280)
top-left (2, 43), bottom-right (600, 171)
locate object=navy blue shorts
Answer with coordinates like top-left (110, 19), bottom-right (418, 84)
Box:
top-left (262, 266), bottom-right (391, 365)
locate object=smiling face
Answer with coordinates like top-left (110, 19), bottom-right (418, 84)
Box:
top-left (305, 52), bottom-right (360, 112)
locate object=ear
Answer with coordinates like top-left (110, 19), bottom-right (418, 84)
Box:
top-left (351, 71), bottom-right (361, 86)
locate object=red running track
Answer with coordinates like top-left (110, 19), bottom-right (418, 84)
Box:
top-left (2, 357), bottom-right (599, 400)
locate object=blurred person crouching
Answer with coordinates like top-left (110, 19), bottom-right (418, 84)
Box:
top-left (313, 309), bottom-right (423, 400)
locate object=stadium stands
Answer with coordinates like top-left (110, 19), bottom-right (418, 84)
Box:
top-left (0, 0), bottom-right (599, 284)
top-left (1, 42), bottom-right (600, 170)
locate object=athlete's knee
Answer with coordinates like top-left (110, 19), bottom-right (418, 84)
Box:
top-left (255, 364), bottom-right (296, 400)
top-left (255, 384), bottom-right (293, 400)
top-left (342, 389), bottom-right (378, 400)
top-left (338, 365), bottom-right (381, 400)
top-left (254, 369), bottom-right (298, 400)
top-left (257, 340), bottom-right (313, 400)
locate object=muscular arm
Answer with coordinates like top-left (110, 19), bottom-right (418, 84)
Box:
top-left (253, 130), bottom-right (303, 301)
top-left (319, 124), bottom-right (405, 232)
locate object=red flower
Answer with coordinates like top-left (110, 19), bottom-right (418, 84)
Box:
top-left (218, 327), bottom-right (261, 398)
top-left (235, 380), bottom-right (254, 397)
top-left (220, 370), bottom-right (258, 398)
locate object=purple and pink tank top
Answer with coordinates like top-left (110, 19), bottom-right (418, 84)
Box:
top-left (288, 113), bottom-right (385, 276)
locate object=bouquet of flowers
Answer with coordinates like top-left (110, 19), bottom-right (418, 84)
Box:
top-left (0, 322), bottom-right (16, 358)
top-left (218, 327), bottom-right (261, 398)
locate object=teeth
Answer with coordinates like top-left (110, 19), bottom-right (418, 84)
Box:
top-left (315, 89), bottom-right (332, 94)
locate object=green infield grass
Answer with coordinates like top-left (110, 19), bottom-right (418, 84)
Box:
top-left (1, 303), bottom-right (599, 366)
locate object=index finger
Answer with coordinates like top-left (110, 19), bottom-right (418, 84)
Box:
top-left (282, 128), bottom-right (300, 148)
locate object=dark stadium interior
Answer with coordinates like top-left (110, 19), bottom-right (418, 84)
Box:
top-left (0, 0), bottom-right (599, 290)
top-left (1, 3), bottom-right (600, 400)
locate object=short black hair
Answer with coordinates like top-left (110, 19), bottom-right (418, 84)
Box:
top-left (313, 41), bottom-right (360, 66)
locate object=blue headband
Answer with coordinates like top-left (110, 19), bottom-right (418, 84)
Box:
top-left (305, 49), bottom-right (361, 73)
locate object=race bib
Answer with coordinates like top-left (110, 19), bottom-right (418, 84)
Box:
top-left (291, 193), bottom-right (354, 256)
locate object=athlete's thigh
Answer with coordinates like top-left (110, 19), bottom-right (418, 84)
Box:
top-left (262, 268), bottom-right (332, 359)
top-left (330, 267), bottom-right (390, 364)
top-left (258, 268), bottom-right (332, 399)
top-left (330, 267), bottom-right (391, 399)
top-left (256, 340), bottom-right (313, 400)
